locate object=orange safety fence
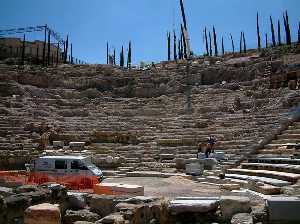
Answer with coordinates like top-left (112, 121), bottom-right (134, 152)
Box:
top-left (0, 171), bottom-right (99, 190)
top-left (0, 170), bottom-right (29, 185)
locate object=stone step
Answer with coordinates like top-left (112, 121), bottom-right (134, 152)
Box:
top-left (271, 139), bottom-right (299, 144)
top-left (277, 134), bottom-right (300, 139)
top-left (283, 129), bottom-right (300, 134)
top-left (264, 143), bottom-right (299, 149)
top-left (227, 168), bottom-right (300, 183)
top-left (241, 163), bottom-right (300, 174)
top-left (257, 148), bottom-right (295, 155)
top-left (248, 158), bottom-right (300, 165)
top-left (225, 173), bottom-right (291, 187)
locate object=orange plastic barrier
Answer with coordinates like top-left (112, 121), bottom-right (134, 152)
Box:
top-left (0, 171), bottom-right (99, 190)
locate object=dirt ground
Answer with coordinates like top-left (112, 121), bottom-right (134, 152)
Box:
top-left (103, 176), bottom-right (264, 205)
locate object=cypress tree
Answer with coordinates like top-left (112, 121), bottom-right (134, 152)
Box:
top-left (181, 24), bottom-right (187, 59)
top-left (204, 27), bottom-right (209, 56)
top-left (65, 35), bottom-right (69, 63)
top-left (243, 32), bottom-right (246, 53)
top-left (71, 43), bottom-right (73, 64)
top-left (127, 41), bottom-right (132, 68)
top-left (209, 31), bottom-right (212, 56)
top-left (173, 30), bottom-right (177, 60)
top-left (221, 36), bottom-right (225, 55)
top-left (270, 16), bottom-right (276, 47)
top-left (56, 43), bottom-right (59, 65)
top-left (284, 11), bottom-right (292, 45)
top-left (43, 25), bottom-right (47, 66)
top-left (120, 46), bottom-right (124, 67)
top-left (21, 34), bottom-right (25, 65)
top-left (230, 34), bottom-right (235, 53)
top-left (47, 31), bottom-right (50, 66)
top-left (213, 26), bottom-right (218, 56)
top-left (286, 11), bottom-right (292, 45)
top-left (167, 32), bottom-right (171, 61)
top-left (106, 42), bottom-right (109, 64)
top-left (239, 32), bottom-right (243, 54)
top-left (113, 48), bottom-right (116, 65)
top-left (265, 33), bottom-right (268, 48)
top-left (278, 20), bottom-right (282, 46)
top-left (178, 39), bottom-right (181, 59)
top-left (257, 13), bottom-right (261, 50)
top-left (36, 45), bottom-right (39, 64)
top-left (298, 22), bottom-right (300, 43)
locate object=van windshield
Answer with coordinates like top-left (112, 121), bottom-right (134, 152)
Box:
top-left (86, 164), bottom-right (102, 175)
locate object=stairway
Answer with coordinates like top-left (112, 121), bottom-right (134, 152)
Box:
top-left (226, 121), bottom-right (300, 194)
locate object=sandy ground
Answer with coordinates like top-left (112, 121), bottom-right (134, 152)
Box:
top-left (103, 176), bottom-right (264, 205)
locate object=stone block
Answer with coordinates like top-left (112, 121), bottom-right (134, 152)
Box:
top-left (94, 183), bottom-right (144, 196)
top-left (168, 198), bottom-right (219, 215)
top-left (213, 151), bottom-right (226, 160)
top-left (115, 202), bottom-right (152, 224)
top-left (220, 196), bottom-right (251, 220)
top-left (86, 194), bottom-right (127, 217)
top-left (53, 141), bottom-right (64, 148)
top-left (220, 183), bottom-right (241, 191)
top-left (66, 192), bottom-right (88, 210)
top-left (201, 158), bottom-right (218, 170)
top-left (5, 194), bottom-right (31, 223)
top-left (0, 186), bottom-right (14, 197)
top-left (197, 153), bottom-right (206, 159)
top-left (185, 163), bottom-right (204, 176)
top-left (69, 142), bottom-right (85, 149)
top-left (63, 209), bottom-right (100, 224)
top-left (159, 154), bottom-right (174, 160)
top-left (267, 197), bottom-right (300, 223)
top-left (96, 213), bottom-right (125, 224)
top-left (231, 213), bottom-right (253, 224)
top-left (24, 203), bottom-right (61, 224)
top-left (175, 158), bottom-right (186, 169)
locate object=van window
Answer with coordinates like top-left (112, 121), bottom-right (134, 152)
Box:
top-left (71, 160), bottom-right (79, 169)
top-left (55, 160), bottom-right (67, 169)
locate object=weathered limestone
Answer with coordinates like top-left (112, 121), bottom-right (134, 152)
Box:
top-left (185, 162), bottom-right (204, 176)
top-left (168, 197), bottom-right (219, 215)
top-left (267, 197), bottom-right (300, 223)
top-left (201, 158), bottom-right (218, 170)
top-left (63, 209), bottom-right (100, 224)
top-left (53, 141), bottom-right (64, 148)
top-left (96, 213), bottom-right (125, 224)
top-left (231, 213), bottom-right (253, 224)
top-left (69, 142), bottom-right (85, 150)
top-left (24, 203), bottom-right (61, 224)
top-left (5, 194), bottom-right (31, 223)
top-left (66, 192), bottom-right (88, 210)
top-left (220, 196), bottom-right (251, 220)
top-left (86, 194), bottom-right (127, 217)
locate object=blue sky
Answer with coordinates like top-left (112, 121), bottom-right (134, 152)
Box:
top-left (0, 0), bottom-right (299, 64)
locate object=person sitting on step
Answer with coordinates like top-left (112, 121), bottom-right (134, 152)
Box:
top-left (205, 135), bottom-right (216, 158)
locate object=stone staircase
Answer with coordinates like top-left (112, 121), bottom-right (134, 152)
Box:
top-left (226, 121), bottom-right (300, 194)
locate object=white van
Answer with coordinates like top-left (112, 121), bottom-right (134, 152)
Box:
top-left (28, 155), bottom-right (104, 188)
